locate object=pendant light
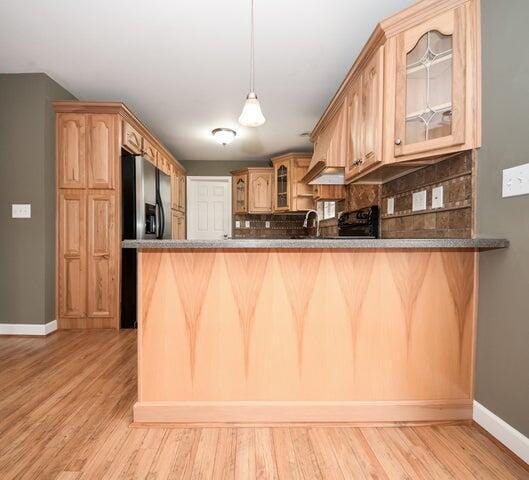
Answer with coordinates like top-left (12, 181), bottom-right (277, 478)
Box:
top-left (238, 0), bottom-right (266, 127)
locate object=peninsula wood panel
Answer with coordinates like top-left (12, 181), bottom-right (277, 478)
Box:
top-left (136, 248), bottom-right (477, 423)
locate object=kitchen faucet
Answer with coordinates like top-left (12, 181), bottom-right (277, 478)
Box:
top-left (303, 209), bottom-right (320, 237)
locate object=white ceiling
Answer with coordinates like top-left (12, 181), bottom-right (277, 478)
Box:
top-left (0, 0), bottom-right (413, 161)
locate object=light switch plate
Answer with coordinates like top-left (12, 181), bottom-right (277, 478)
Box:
top-left (12, 204), bottom-right (31, 218)
top-left (235, 220), bottom-right (241, 228)
top-left (503, 163), bottom-right (529, 198)
top-left (412, 190), bottom-right (427, 212)
top-left (265, 221), bottom-right (270, 228)
top-left (387, 197), bottom-right (395, 215)
top-left (432, 186), bottom-right (444, 209)
top-left (244, 220), bottom-right (250, 228)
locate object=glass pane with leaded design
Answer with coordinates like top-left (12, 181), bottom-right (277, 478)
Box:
top-left (405, 30), bottom-right (453, 144)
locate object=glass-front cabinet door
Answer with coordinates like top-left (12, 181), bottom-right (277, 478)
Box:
top-left (274, 162), bottom-right (290, 211)
top-left (394, 7), bottom-right (466, 158)
top-left (233, 174), bottom-right (247, 213)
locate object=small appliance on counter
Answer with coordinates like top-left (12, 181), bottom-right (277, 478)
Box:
top-left (121, 154), bottom-right (172, 328)
top-left (338, 206), bottom-right (379, 238)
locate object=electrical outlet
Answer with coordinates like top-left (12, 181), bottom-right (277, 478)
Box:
top-left (412, 190), bottom-right (427, 212)
top-left (265, 221), bottom-right (270, 228)
top-left (12, 204), bottom-right (31, 218)
top-left (387, 197), bottom-right (395, 215)
top-left (244, 220), bottom-right (250, 228)
top-left (432, 186), bottom-right (444, 209)
top-left (235, 220), bottom-right (241, 228)
top-left (503, 163), bottom-right (529, 198)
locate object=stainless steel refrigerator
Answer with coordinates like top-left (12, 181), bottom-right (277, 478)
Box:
top-left (121, 154), bottom-right (172, 328)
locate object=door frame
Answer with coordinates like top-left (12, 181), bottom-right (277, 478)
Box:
top-left (186, 176), bottom-right (232, 240)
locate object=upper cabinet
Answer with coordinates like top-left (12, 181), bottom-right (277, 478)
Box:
top-left (122, 121), bottom-right (142, 155)
top-left (87, 114), bottom-right (117, 189)
top-left (58, 113), bottom-right (86, 189)
top-left (231, 168), bottom-right (273, 214)
top-left (311, 0), bottom-right (480, 183)
top-left (272, 153), bottom-right (313, 212)
top-left (392, 6), bottom-right (468, 158)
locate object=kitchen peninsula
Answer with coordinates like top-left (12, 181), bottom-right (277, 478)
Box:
top-left (124, 238), bottom-right (508, 424)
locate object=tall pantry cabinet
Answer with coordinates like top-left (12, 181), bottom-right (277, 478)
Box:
top-left (55, 102), bottom-right (186, 329)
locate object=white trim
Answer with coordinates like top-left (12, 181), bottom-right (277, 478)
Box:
top-left (473, 400), bottom-right (529, 465)
top-left (186, 176), bottom-right (232, 240)
top-left (0, 320), bottom-right (57, 336)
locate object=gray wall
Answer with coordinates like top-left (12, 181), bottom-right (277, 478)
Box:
top-left (476, 0), bottom-right (529, 436)
top-left (0, 73), bottom-right (76, 325)
top-left (181, 160), bottom-right (271, 176)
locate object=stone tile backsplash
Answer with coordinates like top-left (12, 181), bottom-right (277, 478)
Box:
top-left (380, 151), bottom-right (474, 239)
top-left (233, 214), bottom-right (308, 238)
top-left (231, 152), bottom-right (473, 239)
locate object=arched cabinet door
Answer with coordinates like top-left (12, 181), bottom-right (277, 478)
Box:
top-left (274, 162), bottom-right (290, 211)
top-left (233, 174), bottom-right (248, 214)
top-left (248, 170), bottom-right (273, 213)
top-left (394, 5), bottom-right (467, 158)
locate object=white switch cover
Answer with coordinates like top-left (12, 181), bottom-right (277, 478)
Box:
top-left (503, 163), bottom-right (529, 198)
top-left (412, 190), bottom-right (427, 212)
top-left (235, 220), bottom-right (241, 228)
top-left (432, 186), bottom-right (444, 209)
top-left (12, 204), bottom-right (31, 218)
top-left (265, 221), bottom-right (270, 228)
top-left (387, 197), bottom-right (395, 215)
top-left (244, 220), bottom-right (250, 228)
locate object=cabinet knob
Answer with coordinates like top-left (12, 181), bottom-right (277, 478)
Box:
top-left (395, 138), bottom-right (402, 146)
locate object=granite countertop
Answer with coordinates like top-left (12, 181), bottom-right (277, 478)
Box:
top-left (122, 237), bottom-right (509, 250)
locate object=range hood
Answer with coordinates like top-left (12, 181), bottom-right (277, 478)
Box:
top-left (302, 104), bottom-right (347, 185)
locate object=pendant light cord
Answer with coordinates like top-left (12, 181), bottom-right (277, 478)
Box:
top-left (250, 0), bottom-right (255, 93)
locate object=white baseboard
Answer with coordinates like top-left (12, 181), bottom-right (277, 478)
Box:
top-left (0, 320), bottom-right (57, 336)
top-left (473, 400), bottom-right (529, 465)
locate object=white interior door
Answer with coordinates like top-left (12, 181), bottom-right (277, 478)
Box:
top-left (186, 176), bottom-right (232, 240)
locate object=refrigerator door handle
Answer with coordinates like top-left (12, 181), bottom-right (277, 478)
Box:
top-left (158, 198), bottom-right (165, 239)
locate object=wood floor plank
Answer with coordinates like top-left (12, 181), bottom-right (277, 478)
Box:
top-left (0, 331), bottom-right (527, 480)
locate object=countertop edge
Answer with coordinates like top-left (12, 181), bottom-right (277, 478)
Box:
top-left (121, 238), bottom-right (509, 250)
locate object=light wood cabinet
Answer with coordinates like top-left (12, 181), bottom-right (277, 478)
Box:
top-left (58, 190), bottom-right (86, 318)
top-left (87, 191), bottom-right (116, 318)
top-left (272, 153), bottom-right (313, 212)
top-left (393, 6), bottom-right (468, 159)
top-left (87, 114), bottom-right (117, 189)
top-left (171, 210), bottom-right (185, 239)
top-left (231, 168), bottom-right (273, 214)
top-left (248, 169), bottom-right (273, 213)
top-left (232, 172), bottom-right (249, 214)
top-left (54, 101), bottom-right (187, 329)
top-left (122, 121), bottom-right (143, 155)
top-left (143, 138), bottom-right (158, 166)
top-left (313, 185), bottom-right (346, 201)
top-left (58, 114), bottom-right (86, 189)
top-left (310, 0), bottom-right (480, 183)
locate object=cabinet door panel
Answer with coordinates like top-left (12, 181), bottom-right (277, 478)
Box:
top-left (58, 190), bottom-right (86, 317)
top-left (143, 139), bottom-right (158, 166)
top-left (122, 121), bottom-right (143, 155)
top-left (249, 171), bottom-right (272, 213)
top-left (87, 192), bottom-right (115, 317)
top-left (274, 161), bottom-right (290, 211)
top-left (178, 175), bottom-right (186, 212)
top-left (172, 210), bottom-right (185, 239)
top-left (88, 114), bottom-right (117, 189)
top-left (394, 6), bottom-right (466, 157)
top-left (58, 114), bottom-right (86, 188)
top-left (233, 174), bottom-right (248, 214)
top-left (171, 167), bottom-right (179, 211)
top-left (361, 46), bottom-right (384, 170)
top-left (345, 77), bottom-right (363, 181)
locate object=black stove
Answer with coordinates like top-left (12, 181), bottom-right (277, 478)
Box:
top-left (338, 206), bottom-right (379, 238)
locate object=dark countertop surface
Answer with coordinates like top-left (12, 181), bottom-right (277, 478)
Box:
top-left (122, 237), bottom-right (509, 250)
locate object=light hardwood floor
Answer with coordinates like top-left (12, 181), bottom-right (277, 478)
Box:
top-left (0, 330), bottom-right (527, 480)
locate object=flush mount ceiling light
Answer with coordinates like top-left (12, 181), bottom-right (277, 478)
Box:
top-left (212, 128), bottom-right (237, 145)
top-left (238, 0), bottom-right (266, 127)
